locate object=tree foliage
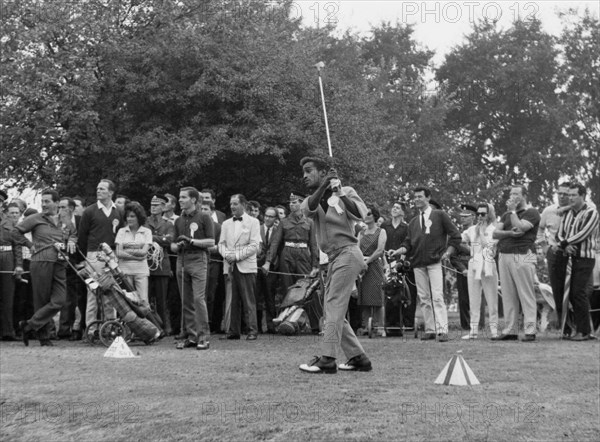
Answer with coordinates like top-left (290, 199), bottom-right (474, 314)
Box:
top-left (436, 19), bottom-right (575, 206)
top-left (2, 2), bottom-right (598, 214)
top-left (558, 9), bottom-right (600, 206)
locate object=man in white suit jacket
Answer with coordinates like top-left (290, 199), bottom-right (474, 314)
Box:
top-left (218, 194), bottom-right (261, 340)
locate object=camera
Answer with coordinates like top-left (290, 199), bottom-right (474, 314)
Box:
top-left (395, 258), bottom-right (411, 274)
top-left (385, 250), bottom-right (411, 274)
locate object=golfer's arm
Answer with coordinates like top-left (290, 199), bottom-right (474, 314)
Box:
top-left (306, 186), bottom-right (327, 212)
top-left (339, 196), bottom-right (361, 218)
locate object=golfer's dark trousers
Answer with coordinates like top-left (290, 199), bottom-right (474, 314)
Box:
top-left (27, 261), bottom-right (67, 339)
top-left (229, 264), bottom-right (258, 336)
top-left (553, 253), bottom-right (595, 335)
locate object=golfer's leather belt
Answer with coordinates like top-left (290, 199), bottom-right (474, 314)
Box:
top-left (284, 242), bottom-right (308, 248)
top-left (0, 246), bottom-right (13, 252)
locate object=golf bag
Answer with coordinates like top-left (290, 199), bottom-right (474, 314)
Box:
top-left (77, 244), bottom-right (162, 343)
top-left (274, 277), bottom-right (322, 335)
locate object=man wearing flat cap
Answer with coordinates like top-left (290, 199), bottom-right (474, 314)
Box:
top-left (146, 195), bottom-right (175, 335)
top-left (264, 192), bottom-right (319, 294)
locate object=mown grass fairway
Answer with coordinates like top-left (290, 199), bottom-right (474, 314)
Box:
top-left (1, 327), bottom-right (599, 441)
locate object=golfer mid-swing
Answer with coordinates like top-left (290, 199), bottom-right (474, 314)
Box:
top-left (298, 156), bottom-right (372, 374)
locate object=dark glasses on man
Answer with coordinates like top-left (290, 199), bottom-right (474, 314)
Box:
top-left (476, 212), bottom-right (487, 217)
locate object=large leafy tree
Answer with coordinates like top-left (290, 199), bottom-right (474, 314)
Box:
top-left (436, 19), bottom-right (573, 206)
top-left (558, 9), bottom-right (600, 205)
top-left (2, 1), bottom-right (443, 212)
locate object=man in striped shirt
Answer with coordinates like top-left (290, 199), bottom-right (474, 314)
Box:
top-left (555, 183), bottom-right (599, 341)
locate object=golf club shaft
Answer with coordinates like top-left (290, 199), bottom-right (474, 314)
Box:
top-left (317, 74), bottom-right (333, 157)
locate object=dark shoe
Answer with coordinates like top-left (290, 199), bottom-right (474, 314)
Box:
top-left (40, 339), bottom-right (54, 347)
top-left (246, 334), bottom-right (257, 341)
top-left (437, 333), bottom-right (449, 342)
top-left (176, 339), bottom-right (197, 349)
top-left (494, 334), bottom-right (518, 341)
top-left (561, 333), bottom-right (572, 340)
top-left (299, 356), bottom-right (337, 374)
top-left (219, 334), bottom-right (240, 340)
top-left (174, 333), bottom-right (187, 340)
top-left (339, 354), bottom-right (372, 372)
top-left (70, 330), bottom-right (82, 341)
top-left (278, 321), bottom-right (296, 335)
top-left (197, 340), bottom-right (210, 350)
top-left (420, 333), bottom-right (436, 341)
top-left (521, 334), bottom-right (536, 342)
top-left (19, 321), bottom-right (32, 347)
top-left (1, 336), bottom-right (18, 341)
top-left (571, 333), bottom-right (591, 341)
top-left (57, 333), bottom-right (71, 340)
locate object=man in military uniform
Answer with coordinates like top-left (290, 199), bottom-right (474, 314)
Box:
top-left (0, 190), bottom-right (23, 341)
top-left (146, 195), bottom-right (175, 336)
top-left (263, 192), bottom-right (319, 292)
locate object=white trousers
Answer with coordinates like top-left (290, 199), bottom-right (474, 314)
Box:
top-left (414, 263), bottom-right (448, 334)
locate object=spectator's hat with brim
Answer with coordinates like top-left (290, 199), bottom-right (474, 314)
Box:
top-left (460, 204), bottom-right (477, 216)
top-left (150, 194), bottom-right (168, 205)
top-left (289, 191), bottom-right (306, 202)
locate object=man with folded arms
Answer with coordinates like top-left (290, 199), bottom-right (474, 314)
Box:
top-left (493, 185), bottom-right (541, 342)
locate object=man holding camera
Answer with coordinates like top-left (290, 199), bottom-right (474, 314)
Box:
top-left (171, 187), bottom-right (214, 350)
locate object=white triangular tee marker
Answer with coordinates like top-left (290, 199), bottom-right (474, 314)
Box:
top-left (103, 336), bottom-right (138, 358)
top-left (435, 351), bottom-right (479, 385)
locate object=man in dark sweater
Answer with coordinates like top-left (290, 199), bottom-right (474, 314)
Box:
top-left (77, 179), bottom-right (123, 333)
top-left (394, 187), bottom-right (462, 342)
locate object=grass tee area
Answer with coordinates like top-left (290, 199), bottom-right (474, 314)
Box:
top-left (1, 329), bottom-right (599, 441)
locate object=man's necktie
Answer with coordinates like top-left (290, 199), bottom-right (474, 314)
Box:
top-left (233, 217), bottom-right (242, 222)
top-left (421, 212), bottom-right (426, 231)
top-left (266, 227), bottom-right (271, 244)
